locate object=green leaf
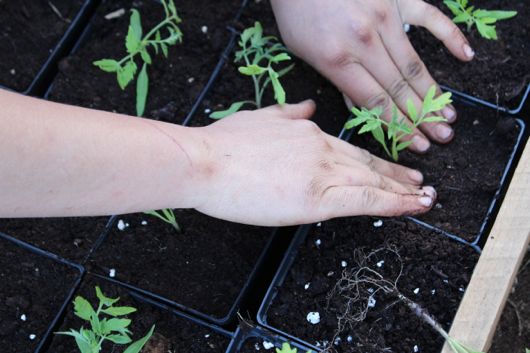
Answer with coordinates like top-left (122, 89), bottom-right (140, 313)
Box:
top-left (422, 116), bottom-right (447, 123)
top-left (107, 334), bottom-right (132, 344)
top-left (73, 296), bottom-right (95, 321)
top-left (276, 342), bottom-right (297, 353)
top-left (105, 318), bottom-right (132, 333)
top-left (406, 99), bottom-right (418, 122)
top-left (123, 325), bottom-right (155, 353)
top-left (426, 91), bottom-right (453, 113)
top-left (238, 64), bottom-right (267, 76)
top-left (117, 60), bottom-right (137, 90)
top-left (136, 63), bottom-right (149, 117)
top-left (396, 140), bottom-right (413, 151)
top-left (476, 20), bottom-right (497, 40)
top-left (140, 50), bottom-right (152, 64)
top-left (93, 59), bottom-right (120, 73)
top-left (474, 10), bottom-right (517, 20)
top-left (210, 101), bottom-right (247, 119)
top-left (453, 12), bottom-right (470, 23)
top-left (371, 125), bottom-right (387, 149)
top-left (271, 53), bottom-right (291, 63)
top-left (269, 69), bottom-right (286, 104)
top-left (125, 10), bottom-right (142, 54)
top-left (358, 119), bottom-right (381, 134)
top-left (56, 329), bottom-right (92, 353)
top-left (168, 0), bottom-right (177, 17)
top-left (443, 0), bottom-right (462, 16)
top-left (102, 306), bottom-right (137, 317)
top-left (161, 43), bottom-right (169, 58)
top-left (95, 286), bottom-right (120, 307)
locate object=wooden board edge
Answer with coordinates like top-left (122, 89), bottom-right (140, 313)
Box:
top-left (441, 138), bottom-right (530, 353)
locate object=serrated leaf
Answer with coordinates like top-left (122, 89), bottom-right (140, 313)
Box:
top-left (396, 140), bottom-right (413, 151)
top-left (117, 60), bottom-right (137, 90)
top-left (105, 318), bottom-right (132, 333)
top-left (95, 286), bottom-right (119, 307)
top-left (426, 91), bottom-right (453, 113)
top-left (136, 63), bottom-right (149, 117)
top-left (107, 334), bottom-right (132, 344)
top-left (140, 50), bottom-right (152, 64)
top-left (210, 101), bottom-right (247, 119)
top-left (372, 125), bottom-right (386, 148)
top-left (102, 306), bottom-right (137, 317)
top-left (358, 119), bottom-right (381, 134)
top-left (130, 9), bottom-right (142, 40)
top-left (73, 296), bottom-right (95, 321)
top-left (56, 328), bottom-right (92, 353)
top-left (406, 99), bottom-right (418, 122)
top-left (476, 20), bottom-right (497, 40)
top-left (271, 53), bottom-right (291, 63)
top-left (123, 325), bottom-right (155, 353)
top-left (269, 69), bottom-right (286, 104)
top-left (238, 65), bottom-right (267, 76)
top-left (474, 10), bottom-right (517, 20)
top-left (453, 12), bottom-right (470, 23)
top-left (443, 0), bottom-right (461, 16)
top-left (276, 342), bottom-right (297, 353)
top-left (93, 59), bottom-right (120, 73)
top-left (126, 10), bottom-right (142, 54)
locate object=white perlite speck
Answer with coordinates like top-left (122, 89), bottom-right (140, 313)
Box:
top-left (20, 314), bottom-right (27, 321)
top-left (316, 222), bottom-right (322, 227)
top-left (29, 334), bottom-right (36, 340)
top-left (334, 337), bottom-right (342, 346)
top-left (10, 69), bottom-right (16, 75)
top-left (373, 219), bottom-right (383, 227)
top-left (413, 288), bottom-right (420, 295)
top-left (431, 289), bottom-right (436, 295)
top-left (306, 311), bottom-right (321, 324)
top-left (376, 260), bottom-right (385, 268)
top-left (304, 282), bottom-right (311, 290)
top-left (403, 23), bottom-right (411, 32)
top-left (141, 220), bottom-right (148, 226)
top-left (459, 287), bottom-right (465, 293)
top-left (413, 344), bottom-right (419, 352)
top-left (201, 25), bottom-right (208, 34)
top-left (347, 335), bottom-right (353, 343)
top-left (109, 269), bottom-right (116, 278)
top-left (117, 219), bottom-right (127, 231)
top-left (341, 261), bottom-right (348, 268)
top-left (315, 239), bottom-right (321, 247)
top-left (367, 296), bottom-right (376, 308)
top-left (204, 334), bottom-right (210, 338)
top-left (263, 341), bottom-right (274, 350)
top-left (105, 8), bottom-right (125, 20)
top-left (187, 77), bottom-right (195, 83)
top-left (204, 108), bottom-right (212, 114)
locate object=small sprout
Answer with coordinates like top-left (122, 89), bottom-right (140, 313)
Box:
top-left (93, 0), bottom-right (183, 117)
top-left (275, 342), bottom-right (312, 353)
top-left (144, 209), bottom-right (181, 233)
top-left (345, 85), bottom-right (451, 161)
top-left (444, 0), bottom-right (517, 40)
top-left (210, 22), bottom-right (294, 119)
top-left (56, 286), bottom-right (155, 353)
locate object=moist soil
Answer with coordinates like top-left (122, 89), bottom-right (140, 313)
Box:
top-left (0, 0), bottom-right (84, 92)
top-left (0, 236), bottom-right (79, 353)
top-left (351, 101), bottom-right (520, 242)
top-left (0, 217), bottom-right (109, 263)
top-left (47, 275), bottom-right (231, 353)
top-left (47, 0), bottom-right (242, 123)
top-left (267, 217), bottom-right (479, 353)
top-left (193, 0), bottom-right (348, 136)
top-left (87, 210), bottom-right (272, 320)
top-left (490, 249), bottom-right (530, 353)
top-left (409, 0), bottom-right (530, 108)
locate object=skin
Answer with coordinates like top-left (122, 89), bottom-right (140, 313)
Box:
top-left (271, 0), bottom-right (474, 153)
top-left (0, 90), bottom-right (435, 226)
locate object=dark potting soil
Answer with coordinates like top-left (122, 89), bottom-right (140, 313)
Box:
top-left (490, 250), bottom-right (530, 353)
top-left (0, 0), bottom-right (84, 92)
top-left (0, 217), bottom-right (109, 263)
top-left (47, 0), bottom-right (242, 123)
top-left (193, 0), bottom-right (348, 136)
top-left (237, 337), bottom-right (310, 353)
top-left (87, 210), bottom-right (272, 319)
top-left (47, 276), bottom-right (231, 353)
top-left (409, 0), bottom-right (530, 107)
top-left (350, 102), bottom-right (520, 242)
top-left (267, 217), bottom-right (479, 353)
top-left (0, 236), bottom-right (79, 353)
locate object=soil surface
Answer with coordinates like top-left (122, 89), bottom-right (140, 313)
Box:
top-left (0, 236), bottom-right (79, 353)
top-left (410, 0), bottom-right (530, 108)
top-left (238, 337), bottom-right (311, 353)
top-left (0, 0), bottom-right (84, 92)
top-left (87, 210), bottom-right (272, 319)
top-left (47, 275), bottom-right (231, 353)
top-left (47, 0), bottom-right (242, 123)
top-left (0, 217), bottom-right (109, 263)
top-left (267, 217), bottom-right (478, 353)
top-left (351, 101), bottom-right (520, 242)
top-left (490, 249), bottom-right (530, 353)
top-left (193, 0), bottom-right (348, 136)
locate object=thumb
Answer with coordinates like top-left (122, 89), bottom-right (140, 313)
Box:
top-left (262, 99), bottom-right (316, 120)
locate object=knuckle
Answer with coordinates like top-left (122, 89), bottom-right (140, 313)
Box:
top-left (306, 176), bottom-right (331, 200)
top-left (317, 159), bottom-right (334, 172)
top-left (360, 186), bottom-right (379, 208)
top-left (323, 47), bottom-right (357, 69)
top-left (367, 92), bottom-right (390, 111)
top-left (349, 19), bottom-right (374, 45)
top-left (405, 60), bottom-right (424, 81)
top-left (388, 78), bottom-right (409, 100)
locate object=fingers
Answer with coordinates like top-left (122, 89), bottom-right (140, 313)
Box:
top-left (403, 1), bottom-right (474, 62)
top-left (319, 185), bottom-right (435, 218)
top-left (261, 99), bottom-right (316, 120)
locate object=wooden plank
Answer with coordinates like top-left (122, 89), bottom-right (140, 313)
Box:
top-left (441, 138), bottom-right (530, 353)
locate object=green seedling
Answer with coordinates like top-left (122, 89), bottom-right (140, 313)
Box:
top-left (210, 21), bottom-right (294, 119)
top-left (56, 286), bottom-right (155, 353)
top-left (444, 0), bottom-right (517, 40)
top-left (93, 0), bottom-right (183, 117)
top-left (344, 85), bottom-right (452, 161)
top-left (144, 208), bottom-right (181, 233)
top-left (275, 342), bottom-right (311, 353)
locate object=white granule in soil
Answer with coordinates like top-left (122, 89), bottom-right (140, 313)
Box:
top-left (306, 311), bottom-right (321, 324)
top-left (262, 341), bottom-right (274, 350)
top-left (117, 219), bottom-right (127, 231)
top-left (373, 219), bottom-right (383, 227)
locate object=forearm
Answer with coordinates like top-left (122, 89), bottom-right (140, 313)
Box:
top-left (0, 89), bottom-right (206, 217)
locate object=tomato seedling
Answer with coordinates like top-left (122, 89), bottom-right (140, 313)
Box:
top-left (56, 286), bottom-right (155, 353)
top-left (210, 22), bottom-right (294, 119)
top-left (444, 0), bottom-right (517, 40)
top-left (344, 85), bottom-right (452, 161)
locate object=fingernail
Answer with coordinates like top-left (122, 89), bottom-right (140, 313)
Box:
top-left (436, 124), bottom-right (454, 141)
top-left (442, 106), bottom-right (456, 123)
top-left (419, 196), bottom-right (433, 207)
top-left (412, 135), bottom-right (430, 153)
top-left (422, 186), bottom-right (437, 199)
top-left (409, 170), bottom-right (424, 183)
top-left (464, 44), bottom-right (475, 58)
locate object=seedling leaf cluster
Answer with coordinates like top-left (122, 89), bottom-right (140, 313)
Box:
top-left (93, 0), bottom-right (183, 117)
top-left (56, 286), bottom-right (154, 353)
top-left (210, 22), bottom-right (294, 119)
top-left (444, 0), bottom-right (517, 40)
top-left (345, 85), bottom-right (451, 161)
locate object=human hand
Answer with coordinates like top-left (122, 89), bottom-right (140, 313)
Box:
top-left (191, 101), bottom-right (436, 227)
top-left (271, 0), bottom-right (474, 153)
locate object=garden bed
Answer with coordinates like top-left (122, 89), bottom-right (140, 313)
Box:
top-left (409, 0), bottom-right (530, 111)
